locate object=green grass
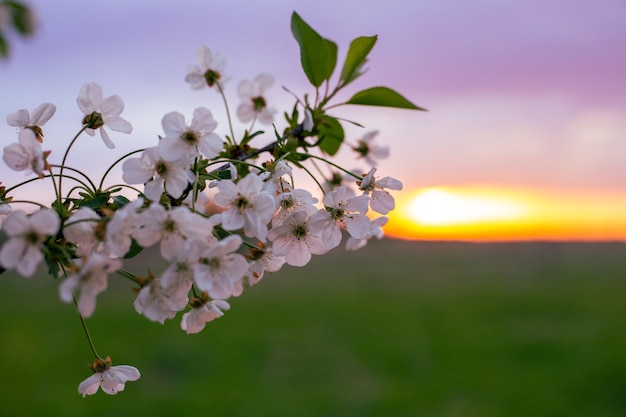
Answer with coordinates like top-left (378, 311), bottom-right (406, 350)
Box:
top-left (0, 239), bottom-right (625, 416)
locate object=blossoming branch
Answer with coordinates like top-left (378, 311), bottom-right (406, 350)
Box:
top-left (0, 11), bottom-right (424, 396)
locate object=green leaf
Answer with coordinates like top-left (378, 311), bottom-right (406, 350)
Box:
top-left (123, 238), bottom-right (144, 259)
top-left (317, 116), bottom-right (344, 156)
top-left (291, 12), bottom-right (337, 87)
top-left (340, 35), bottom-right (377, 85)
top-left (346, 86), bottom-right (426, 110)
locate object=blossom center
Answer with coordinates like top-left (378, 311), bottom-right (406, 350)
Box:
top-left (330, 207), bottom-right (345, 220)
top-left (164, 218), bottom-right (176, 233)
top-left (291, 224), bottom-right (307, 239)
top-left (252, 96), bottom-right (266, 111)
top-left (156, 161), bottom-right (168, 176)
top-left (280, 198), bottom-right (294, 210)
top-left (25, 230), bottom-right (41, 245)
top-left (203, 69), bottom-right (221, 87)
top-left (181, 130), bottom-right (199, 145)
top-left (353, 140), bottom-right (370, 157)
top-left (82, 111), bottom-right (105, 130)
top-left (235, 196), bottom-right (250, 211)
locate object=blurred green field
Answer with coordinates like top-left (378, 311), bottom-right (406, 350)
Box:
top-left (1, 239), bottom-right (625, 417)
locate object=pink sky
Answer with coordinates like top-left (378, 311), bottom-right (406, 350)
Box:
top-left (2, 1), bottom-right (625, 199)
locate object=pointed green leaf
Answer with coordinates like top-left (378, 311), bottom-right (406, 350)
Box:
top-left (291, 12), bottom-right (337, 87)
top-left (317, 116), bottom-right (344, 155)
top-left (346, 86), bottom-right (426, 110)
top-left (340, 35), bottom-right (377, 85)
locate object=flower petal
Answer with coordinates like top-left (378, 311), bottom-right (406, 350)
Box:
top-left (30, 103), bottom-right (56, 126)
top-left (7, 109), bottom-right (30, 127)
top-left (105, 116), bottom-right (133, 134)
top-left (100, 95), bottom-right (124, 117)
top-left (77, 83), bottom-right (103, 114)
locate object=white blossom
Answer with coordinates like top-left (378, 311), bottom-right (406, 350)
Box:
top-left (77, 83), bottom-right (132, 149)
top-left (188, 235), bottom-right (248, 300)
top-left (181, 299), bottom-right (230, 334)
top-left (310, 185), bottom-right (371, 250)
top-left (7, 102), bottom-right (56, 141)
top-left (352, 130), bottom-right (389, 166)
top-left (247, 243), bottom-right (285, 285)
top-left (134, 277), bottom-right (189, 324)
top-left (122, 147), bottom-right (190, 201)
top-left (237, 73), bottom-right (276, 125)
top-left (261, 160), bottom-right (293, 195)
top-left (0, 209), bottom-right (60, 277)
top-left (63, 207), bottom-right (103, 257)
top-left (105, 198), bottom-right (143, 258)
top-left (359, 167), bottom-right (403, 214)
top-left (185, 45), bottom-right (228, 90)
top-left (158, 107), bottom-right (223, 163)
top-left (272, 188), bottom-right (318, 227)
top-left (134, 203), bottom-right (217, 261)
top-left (345, 216), bottom-right (388, 251)
top-left (78, 360), bottom-right (140, 397)
top-left (59, 254), bottom-right (122, 317)
top-left (214, 174), bottom-right (276, 241)
top-left (268, 210), bottom-right (328, 267)
top-left (2, 129), bottom-right (47, 176)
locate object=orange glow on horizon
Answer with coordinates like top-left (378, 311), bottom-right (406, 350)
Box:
top-left (384, 186), bottom-right (626, 242)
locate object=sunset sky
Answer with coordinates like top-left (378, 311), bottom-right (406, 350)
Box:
top-left (1, 0), bottom-right (625, 241)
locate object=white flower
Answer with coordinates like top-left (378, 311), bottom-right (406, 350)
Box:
top-left (345, 216), bottom-right (388, 251)
top-left (0, 209), bottom-right (60, 277)
top-left (158, 107), bottom-right (223, 162)
top-left (78, 358), bottom-right (140, 397)
top-left (310, 185), bottom-right (371, 250)
top-left (59, 254), bottom-right (122, 317)
top-left (189, 235), bottom-right (248, 300)
top-left (77, 83), bottom-right (132, 149)
top-left (267, 210), bottom-right (328, 267)
top-left (122, 147), bottom-right (190, 201)
top-left (7, 102), bottom-right (56, 141)
top-left (272, 188), bottom-right (318, 227)
top-left (214, 174), bottom-right (277, 241)
top-left (134, 203), bottom-right (217, 261)
top-left (63, 207), bottom-right (104, 257)
top-left (261, 159), bottom-right (293, 195)
top-left (185, 45), bottom-right (228, 89)
top-left (246, 242), bottom-right (285, 285)
top-left (352, 130), bottom-right (389, 166)
top-left (236, 73), bottom-right (276, 125)
top-left (358, 167), bottom-right (403, 214)
top-left (134, 277), bottom-right (189, 324)
top-left (2, 129), bottom-right (45, 175)
top-left (2, 128), bottom-right (47, 176)
top-left (105, 198), bottom-right (143, 258)
top-left (181, 299), bottom-right (230, 334)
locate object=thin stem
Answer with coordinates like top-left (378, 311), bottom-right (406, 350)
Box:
top-left (103, 184), bottom-right (143, 195)
top-left (98, 148), bottom-right (145, 191)
top-left (48, 168), bottom-right (60, 205)
top-left (216, 82), bottom-right (236, 145)
top-left (117, 268), bottom-right (142, 284)
top-left (50, 164), bottom-right (97, 191)
top-left (75, 296), bottom-right (105, 360)
top-left (0, 199), bottom-right (46, 208)
top-left (58, 126), bottom-right (89, 206)
top-left (301, 153), bottom-right (362, 180)
top-left (297, 161), bottom-right (326, 194)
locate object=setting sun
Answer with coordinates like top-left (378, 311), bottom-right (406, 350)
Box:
top-left (385, 186), bottom-right (626, 242)
top-left (408, 187), bottom-right (528, 226)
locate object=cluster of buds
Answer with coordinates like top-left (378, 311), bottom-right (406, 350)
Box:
top-left (0, 12), bottom-right (423, 395)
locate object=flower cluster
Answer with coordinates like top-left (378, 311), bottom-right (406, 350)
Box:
top-left (0, 12), bottom-right (422, 396)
